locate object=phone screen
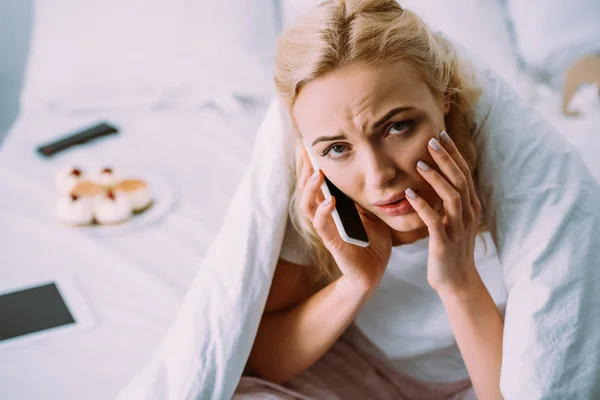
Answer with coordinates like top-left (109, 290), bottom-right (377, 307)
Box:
top-left (0, 283), bottom-right (75, 342)
top-left (324, 176), bottom-right (369, 243)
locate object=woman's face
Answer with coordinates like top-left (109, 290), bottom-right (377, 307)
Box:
top-left (293, 61), bottom-right (449, 239)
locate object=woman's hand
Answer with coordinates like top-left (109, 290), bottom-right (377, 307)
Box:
top-left (404, 130), bottom-right (482, 293)
top-left (298, 146), bottom-right (393, 293)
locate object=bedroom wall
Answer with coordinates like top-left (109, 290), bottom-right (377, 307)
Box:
top-left (0, 0), bottom-right (33, 145)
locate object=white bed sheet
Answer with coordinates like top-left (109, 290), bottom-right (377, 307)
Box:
top-left (0, 106), bottom-right (266, 400)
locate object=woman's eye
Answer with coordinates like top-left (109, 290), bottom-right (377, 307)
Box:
top-left (388, 120), bottom-right (413, 135)
top-left (324, 144), bottom-right (348, 158)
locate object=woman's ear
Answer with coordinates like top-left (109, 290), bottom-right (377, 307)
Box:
top-left (443, 97), bottom-right (451, 115)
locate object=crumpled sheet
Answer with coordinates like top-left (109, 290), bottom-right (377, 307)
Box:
top-left (233, 325), bottom-right (475, 400)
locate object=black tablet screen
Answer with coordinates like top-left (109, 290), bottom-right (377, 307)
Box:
top-left (0, 283), bottom-right (75, 342)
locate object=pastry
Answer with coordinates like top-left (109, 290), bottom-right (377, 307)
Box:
top-left (93, 190), bottom-right (132, 225)
top-left (113, 179), bottom-right (153, 212)
top-left (91, 167), bottom-right (121, 188)
top-left (54, 167), bottom-right (86, 193)
top-left (56, 194), bottom-right (94, 226)
top-left (71, 181), bottom-right (106, 206)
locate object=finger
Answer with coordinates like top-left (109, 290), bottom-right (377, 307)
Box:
top-left (437, 131), bottom-right (480, 216)
top-left (312, 195), bottom-right (340, 246)
top-left (427, 135), bottom-right (471, 211)
top-left (298, 145), bottom-right (315, 189)
top-left (416, 160), bottom-right (463, 235)
top-left (404, 187), bottom-right (447, 242)
top-left (300, 169), bottom-right (325, 219)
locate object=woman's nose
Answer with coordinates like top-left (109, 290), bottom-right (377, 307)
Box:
top-left (363, 152), bottom-right (397, 190)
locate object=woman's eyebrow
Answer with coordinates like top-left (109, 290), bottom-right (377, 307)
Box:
top-left (311, 134), bottom-right (346, 147)
top-left (311, 106), bottom-right (415, 146)
top-left (372, 106), bottom-right (415, 129)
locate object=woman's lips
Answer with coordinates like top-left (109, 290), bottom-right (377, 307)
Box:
top-left (374, 196), bottom-right (415, 216)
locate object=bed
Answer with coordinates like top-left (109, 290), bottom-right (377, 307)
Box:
top-left (0, 108), bottom-right (271, 399)
top-left (1, 1), bottom-right (599, 399)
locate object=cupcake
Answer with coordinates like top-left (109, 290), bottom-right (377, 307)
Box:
top-left (91, 167), bottom-right (121, 188)
top-left (55, 167), bottom-right (86, 193)
top-left (113, 179), bottom-right (153, 213)
top-left (94, 190), bottom-right (132, 225)
top-left (56, 193), bottom-right (94, 226)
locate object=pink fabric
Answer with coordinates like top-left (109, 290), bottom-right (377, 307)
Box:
top-left (233, 325), bottom-right (476, 400)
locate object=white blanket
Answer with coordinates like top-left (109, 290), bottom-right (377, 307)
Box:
top-left (118, 65), bottom-right (600, 399)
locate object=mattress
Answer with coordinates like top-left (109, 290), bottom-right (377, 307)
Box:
top-left (0, 106), bottom-right (267, 399)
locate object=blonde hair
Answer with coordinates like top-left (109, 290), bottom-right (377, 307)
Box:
top-left (275, 0), bottom-right (487, 283)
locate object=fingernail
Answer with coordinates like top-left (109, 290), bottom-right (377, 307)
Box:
top-left (417, 160), bottom-right (430, 171)
top-left (428, 138), bottom-right (441, 151)
top-left (311, 170), bottom-right (320, 180)
top-left (405, 188), bottom-right (417, 199)
top-left (440, 130), bottom-right (451, 144)
top-left (324, 195), bottom-right (332, 205)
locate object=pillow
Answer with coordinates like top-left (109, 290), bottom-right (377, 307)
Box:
top-left (278, 0), bottom-right (529, 98)
top-left (399, 0), bottom-right (522, 90)
top-left (20, 0), bottom-right (279, 113)
top-left (505, 0), bottom-right (600, 87)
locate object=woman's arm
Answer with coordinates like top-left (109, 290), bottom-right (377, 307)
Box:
top-left (437, 273), bottom-right (504, 400)
top-left (245, 144), bottom-right (394, 384)
top-left (245, 258), bottom-right (372, 384)
top-left (402, 132), bottom-right (504, 398)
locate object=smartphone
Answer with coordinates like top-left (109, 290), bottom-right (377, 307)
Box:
top-left (0, 277), bottom-right (95, 349)
top-left (303, 141), bottom-right (369, 247)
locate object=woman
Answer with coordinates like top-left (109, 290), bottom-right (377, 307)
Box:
top-left (244, 1), bottom-right (504, 398)
top-left (243, 0), bottom-right (505, 397)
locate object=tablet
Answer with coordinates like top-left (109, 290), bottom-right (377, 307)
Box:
top-left (0, 277), bottom-right (95, 349)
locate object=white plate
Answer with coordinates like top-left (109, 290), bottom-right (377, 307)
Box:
top-left (59, 173), bottom-right (174, 236)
